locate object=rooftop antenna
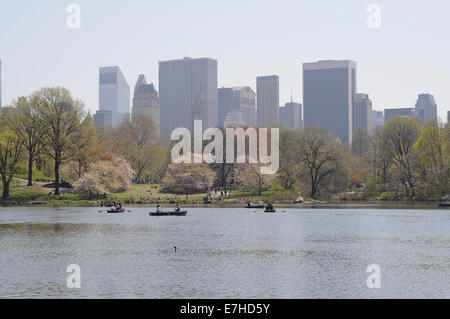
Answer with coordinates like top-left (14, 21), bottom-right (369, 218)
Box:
top-left (290, 89), bottom-right (293, 103)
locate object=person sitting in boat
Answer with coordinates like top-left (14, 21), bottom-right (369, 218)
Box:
top-left (265, 203), bottom-right (273, 210)
top-left (175, 204), bottom-right (181, 212)
top-left (116, 203), bottom-right (121, 211)
top-left (156, 205), bottom-right (161, 212)
top-left (247, 202), bottom-right (252, 208)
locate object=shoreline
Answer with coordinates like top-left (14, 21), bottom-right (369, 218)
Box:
top-left (0, 200), bottom-right (445, 210)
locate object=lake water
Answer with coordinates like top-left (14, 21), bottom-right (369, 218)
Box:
top-left (1, 205), bottom-right (449, 299)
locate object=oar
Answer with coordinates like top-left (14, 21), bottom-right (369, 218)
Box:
top-left (98, 209), bottom-right (106, 213)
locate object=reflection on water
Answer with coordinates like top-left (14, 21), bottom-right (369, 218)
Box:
top-left (0, 206), bottom-right (449, 298)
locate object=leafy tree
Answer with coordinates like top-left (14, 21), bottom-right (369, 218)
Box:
top-left (381, 116), bottom-right (421, 199)
top-left (415, 123), bottom-right (449, 196)
top-left (6, 96), bottom-right (45, 186)
top-left (0, 125), bottom-right (23, 199)
top-left (70, 113), bottom-right (98, 179)
top-left (299, 127), bottom-right (348, 199)
top-left (277, 127), bottom-right (303, 190)
top-left (36, 87), bottom-right (85, 195)
top-left (112, 114), bottom-right (159, 181)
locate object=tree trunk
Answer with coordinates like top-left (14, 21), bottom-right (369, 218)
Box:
top-left (2, 179), bottom-right (10, 199)
top-left (54, 157), bottom-right (60, 196)
top-left (27, 155), bottom-right (34, 186)
top-left (310, 172), bottom-right (317, 199)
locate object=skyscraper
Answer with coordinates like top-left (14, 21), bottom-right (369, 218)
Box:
top-left (132, 74), bottom-right (160, 135)
top-left (371, 110), bottom-right (384, 134)
top-left (384, 107), bottom-right (414, 124)
top-left (257, 75), bottom-right (279, 127)
top-left (415, 93), bottom-right (437, 123)
top-left (218, 86), bottom-right (256, 128)
top-left (303, 60), bottom-right (357, 144)
top-left (218, 87), bottom-right (234, 128)
top-left (233, 86), bottom-right (256, 128)
top-left (279, 100), bottom-right (303, 130)
top-left (93, 110), bottom-right (113, 128)
top-left (352, 93), bottom-right (372, 134)
top-left (159, 57), bottom-right (218, 140)
top-left (99, 66), bottom-right (130, 128)
top-left (224, 111), bottom-right (245, 128)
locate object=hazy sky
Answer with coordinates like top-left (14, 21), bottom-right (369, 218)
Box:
top-left (1, 0), bottom-right (449, 121)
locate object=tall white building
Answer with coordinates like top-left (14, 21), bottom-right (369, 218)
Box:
top-left (159, 57), bottom-right (218, 140)
top-left (303, 60), bottom-right (357, 144)
top-left (99, 66), bottom-right (130, 128)
top-left (257, 75), bottom-right (279, 127)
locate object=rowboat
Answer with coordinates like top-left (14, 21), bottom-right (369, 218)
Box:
top-left (264, 209), bottom-right (276, 213)
top-left (246, 204), bottom-right (265, 209)
top-left (149, 211), bottom-right (187, 216)
top-left (438, 202), bottom-right (450, 208)
top-left (107, 208), bottom-right (125, 213)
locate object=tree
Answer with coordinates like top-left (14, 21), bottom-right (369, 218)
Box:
top-left (277, 128), bottom-right (303, 190)
top-left (36, 87), bottom-right (85, 195)
top-left (0, 125), bottom-right (23, 199)
top-left (69, 113), bottom-right (98, 179)
top-left (75, 156), bottom-right (135, 195)
top-left (162, 163), bottom-right (215, 193)
top-left (6, 96), bottom-right (45, 186)
top-left (209, 129), bottom-right (236, 192)
top-left (352, 127), bottom-right (371, 158)
top-left (415, 123), bottom-right (449, 195)
top-left (381, 116), bottom-right (421, 199)
top-left (235, 163), bottom-right (274, 196)
top-left (73, 174), bottom-right (105, 199)
top-left (299, 127), bottom-right (347, 199)
top-left (112, 114), bottom-right (159, 181)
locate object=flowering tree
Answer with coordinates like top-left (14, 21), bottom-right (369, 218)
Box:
top-left (73, 156), bottom-right (135, 195)
top-left (113, 156), bottom-right (135, 192)
top-left (73, 173), bottom-right (106, 198)
top-left (162, 163), bottom-right (215, 193)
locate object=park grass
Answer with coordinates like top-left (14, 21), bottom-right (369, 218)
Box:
top-left (109, 184), bottom-right (209, 205)
top-left (0, 181), bottom-right (210, 207)
top-left (0, 178), bottom-right (302, 207)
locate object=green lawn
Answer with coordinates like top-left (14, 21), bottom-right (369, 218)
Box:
top-left (0, 179), bottom-right (302, 207)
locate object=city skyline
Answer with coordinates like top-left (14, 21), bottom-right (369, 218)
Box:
top-left (1, 1), bottom-right (449, 122)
